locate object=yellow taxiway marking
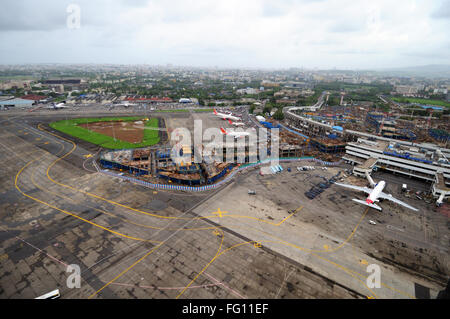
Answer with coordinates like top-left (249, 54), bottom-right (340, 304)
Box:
top-left (28, 152), bottom-right (219, 233)
top-left (227, 206), bottom-right (303, 227)
top-left (89, 243), bottom-right (163, 299)
top-left (274, 206), bottom-right (303, 226)
top-left (212, 208), bottom-right (228, 218)
top-left (176, 230), bottom-right (225, 299)
top-left (15, 158), bottom-right (156, 243)
top-left (212, 230), bottom-right (221, 236)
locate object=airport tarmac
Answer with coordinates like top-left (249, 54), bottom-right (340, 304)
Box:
top-left (0, 109), bottom-right (448, 299)
top-left (191, 163), bottom-right (449, 298)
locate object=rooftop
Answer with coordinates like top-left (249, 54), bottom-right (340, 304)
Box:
top-left (0, 98), bottom-right (34, 105)
top-left (20, 94), bottom-right (46, 101)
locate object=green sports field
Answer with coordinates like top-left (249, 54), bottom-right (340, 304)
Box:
top-left (390, 97), bottom-right (450, 108)
top-left (49, 117), bottom-right (160, 149)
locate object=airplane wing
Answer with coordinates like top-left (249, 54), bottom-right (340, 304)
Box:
top-left (378, 192), bottom-right (419, 211)
top-left (334, 182), bottom-right (372, 194)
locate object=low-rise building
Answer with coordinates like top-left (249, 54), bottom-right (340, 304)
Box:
top-left (0, 98), bottom-right (34, 108)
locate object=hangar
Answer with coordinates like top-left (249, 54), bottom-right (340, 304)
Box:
top-left (0, 98), bottom-right (34, 109)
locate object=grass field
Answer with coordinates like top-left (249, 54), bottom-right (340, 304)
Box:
top-left (390, 97), bottom-right (450, 108)
top-left (49, 117), bottom-right (160, 149)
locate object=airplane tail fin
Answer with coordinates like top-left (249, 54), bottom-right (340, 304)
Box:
top-left (214, 109), bottom-right (217, 114)
top-left (220, 127), bottom-right (227, 135)
top-left (228, 119), bottom-right (232, 125)
top-left (352, 199), bottom-right (382, 211)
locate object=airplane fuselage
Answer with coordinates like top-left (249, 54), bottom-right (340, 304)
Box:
top-left (366, 181), bottom-right (386, 204)
top-left (214, 109), bottom-right (240, 121)
top-left (220, 114), bottom-right (240, 121)
top-left (228, 119), bottom-right (245, 127)
top-left (220, 127), bottom-right (249, 139)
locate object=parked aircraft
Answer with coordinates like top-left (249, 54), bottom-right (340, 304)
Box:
top-left (335, 172), bottom-right (418, 211)
top-left (214, 109), bottom-right (241, 121)
top-left (228, 119), bottom-right (245, 127)
top-left (47, 102), bottom-right (68, 110)
top-left (220, 127), bottom-right (250, 139)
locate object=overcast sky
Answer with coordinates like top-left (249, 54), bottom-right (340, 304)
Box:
top-left (0, 0), bottom-right (449, 69)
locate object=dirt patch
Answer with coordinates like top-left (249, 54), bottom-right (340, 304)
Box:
top-left (79, 121), bottom-right (144, 143)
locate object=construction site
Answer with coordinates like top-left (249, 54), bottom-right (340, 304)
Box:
top-left (100, 146), bottom-right (234, 186)
top-left (98, 116), bottom-right (345, 187)
top-left (286, 101), bottom-right (449, 147)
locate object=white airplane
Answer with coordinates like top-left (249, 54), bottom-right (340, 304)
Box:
top-left (228, 119), bottom-right (245, 127)
top-left (115, 101), bottom-right (137, 108)
top-left (47, 102), bottom-right (68, 109)
top-left (335, 172), bottom-right (418, 211)
top-left (214, 109), bottom-right (241, 121)
top-left (220, 127), bottom-right (250, 139)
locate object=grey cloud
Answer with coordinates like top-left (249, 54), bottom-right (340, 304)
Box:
top-left (431, 0), bottom-right (450, 19)
top-left (124, 0), bottom-right (150, 7)
top-left (0, 0), bottom-right (449, 68)
top-left (0, 1), bottom-right (68, 32)
top-left (0, 0), bottom-right (139, 32)
top-left (401, 49), bottom-right (450, 60)
top-left (262, 3), bottom-right (288, 17)
top-left (329, 21), bottom-right (364, 33)
top-left (261, 0), bottom-right (327, 17)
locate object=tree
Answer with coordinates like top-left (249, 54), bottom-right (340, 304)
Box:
top-left (263, 105), bottom-right (272, 114)
top-left (273, 108), bottom-right (284, 120)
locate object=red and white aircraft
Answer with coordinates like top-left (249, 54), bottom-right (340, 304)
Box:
top-left (214, 109), bottom-right (241, 121)
top-left (335, 172), bottom-right (418, 211)
top-left (228, 119), bottom-right (245, 127)
top-left (220, 127), bottom-right (250, 139)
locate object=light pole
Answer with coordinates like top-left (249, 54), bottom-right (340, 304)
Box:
top-left (112, 121), bottom-right (116, 141)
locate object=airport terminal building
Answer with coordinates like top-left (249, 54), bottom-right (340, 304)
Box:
top-left (343, 138), bottom-right (450, 201)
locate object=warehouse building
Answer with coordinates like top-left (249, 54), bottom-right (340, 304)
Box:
top-left (0, 98), bottom-right (34, 109)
